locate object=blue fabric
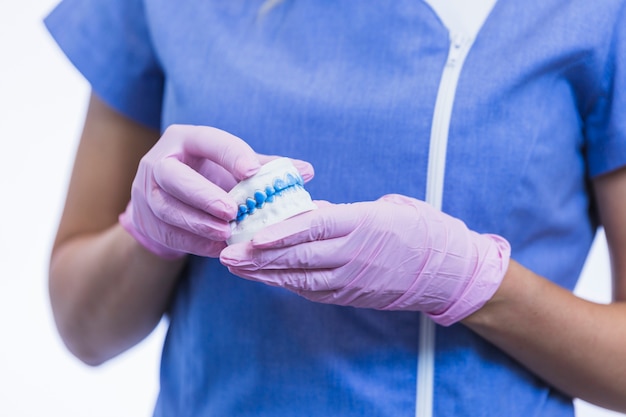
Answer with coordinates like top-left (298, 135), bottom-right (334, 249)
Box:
top-left (45, 0), bottom-right (626, 416)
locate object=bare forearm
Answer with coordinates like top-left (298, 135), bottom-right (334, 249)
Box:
top-left (49, 223), bottom-right (186, 366)
top-left (463, 260), bottom-right (626, 412)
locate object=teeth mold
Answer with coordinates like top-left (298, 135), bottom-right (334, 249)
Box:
top-left (227, 157), bottom-right (316, 245)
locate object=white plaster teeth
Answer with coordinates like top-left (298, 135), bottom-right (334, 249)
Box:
top-left (235, 173), bottom-right (305, 222)
top-left (227, 158), bottom-right (316, 245)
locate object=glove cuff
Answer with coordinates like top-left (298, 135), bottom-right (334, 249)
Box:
top-left (427, 234), bottom-right (511, 326)
top-left (119, 205), bottom-right (187, 260)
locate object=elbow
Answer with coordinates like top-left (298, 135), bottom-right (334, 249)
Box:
top-left (50, 306), bottom-right (115, 367)
top-left (48, 272), bottom-right (115, 367)
top-left (57, 316), bottom-right (114, 367)
top-left (65, 339), bottom-right (110, 367)
top-left (574, 380), bottom-right (626, 415)
top-left (48, 276), bottom-right (143, 367)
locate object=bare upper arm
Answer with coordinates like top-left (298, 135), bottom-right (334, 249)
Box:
top-left (53, 92), bottom-right (160, 253)
top-left (592, 166), bottom-right (626, 301)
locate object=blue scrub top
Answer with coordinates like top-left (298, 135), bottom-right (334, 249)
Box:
top-left (46, 0), bottom-right (626, 416)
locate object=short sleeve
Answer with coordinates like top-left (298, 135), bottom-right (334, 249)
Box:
top-left (44, 0), bottom-right (164, 130)
top-left (585, 1), bottom-right (626, 177)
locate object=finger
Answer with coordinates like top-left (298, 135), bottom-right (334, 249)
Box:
top-left (153, 157), bottom-right (238, 221)
top-left (251, 203), bottom-right (360, 248)
top-left (194, 155), bottom-right (315, 192)
top-left (145, 185), bottom-right (234, 239)
top-left (224, 262), bottom-right (339, 292)
top-left (256, 154), bottom-right (315, 183)
top-left (220, 236), bottom-right (352, 270)
top-left (223, 264), bottom-right (291, 287)
top-left (168, 124), bottom-right (262, 180)
top-left (256, 154), bottom-right (277, 165)
top-left (313, 200), bottom-right (332, 209)
top-left (195, 158), bottom-right (238, 191)
top-left (153, 220), bottom-right (227, 258)
top-left (287, 158), bottom-right (315, 183)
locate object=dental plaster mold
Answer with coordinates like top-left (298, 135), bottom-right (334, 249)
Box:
top-left (227, 157), bottom-right (316, 245)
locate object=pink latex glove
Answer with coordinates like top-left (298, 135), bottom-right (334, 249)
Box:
top-left (119, 124), bottom-right (314, 259)
top-left (220, 194), bottom-right (510, 326)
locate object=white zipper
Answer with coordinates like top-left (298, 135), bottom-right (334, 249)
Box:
top-left (425, 32), bottom-right (473, 209)
top-left (416, 31), bottom-right (473, 417)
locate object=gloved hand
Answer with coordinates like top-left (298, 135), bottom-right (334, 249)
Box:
top-left (119, 124), bottom-right (314, 259)
top-left (220, 194), bottom-right (510, 326)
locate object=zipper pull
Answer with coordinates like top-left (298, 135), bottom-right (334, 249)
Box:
top-left (446, 32), bottom-right (472, 68)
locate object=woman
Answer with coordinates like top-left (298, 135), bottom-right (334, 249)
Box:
top-left (45, 0), bottom-right (626, 415)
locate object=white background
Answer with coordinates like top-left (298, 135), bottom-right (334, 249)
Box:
top-left (0, 1), bottom-right (624, 416)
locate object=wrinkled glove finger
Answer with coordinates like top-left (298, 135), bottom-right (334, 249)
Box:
top-left (221, 235), bottom-right (353, 270)
top-left (250, 203), bottom-right (360, 248)
top-left (172, 125), bottom-right (262, 181)
top-left (255, 153), bottom-right (315, 182)
top-left (143, 186), bottom-right (233, 241)
top-left (153, 223), bottom-right (227, 257)
top-left (224, 263), bottom-right (340, 291)
top-left (153, 157), bottom-right (238, 221)
top-left (194, 158), bottom-right (239, 191)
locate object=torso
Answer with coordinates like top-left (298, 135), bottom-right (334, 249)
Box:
top-left (145, 1), bottom-right (624, 415)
